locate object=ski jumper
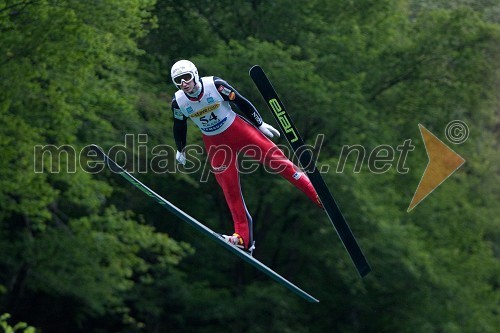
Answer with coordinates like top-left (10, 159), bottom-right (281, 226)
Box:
top-left (172, 76), bottom-right (321, 249)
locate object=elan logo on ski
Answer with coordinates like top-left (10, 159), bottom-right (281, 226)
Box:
top-left (268, 98), bottom-right (299, 143)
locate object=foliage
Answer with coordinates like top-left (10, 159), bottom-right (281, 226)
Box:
top-left (0, 0), bottom-right (498, 332)
top-left (0, 313), bottom-right (35, 333)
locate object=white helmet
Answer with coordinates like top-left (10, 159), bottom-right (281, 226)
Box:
top-left (171, 60), bottom-right (199, 87)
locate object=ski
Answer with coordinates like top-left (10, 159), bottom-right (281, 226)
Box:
top-left (249, 65), bottom-right (371, 277)
top-left (89, 144), bottom-right (319, 302)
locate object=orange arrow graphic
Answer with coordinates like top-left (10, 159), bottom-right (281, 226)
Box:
top-left (408, 124), bottom-right (465, 212)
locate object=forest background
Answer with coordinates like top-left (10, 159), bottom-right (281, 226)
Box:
top-left (0, 0), bottom-right (499, 332)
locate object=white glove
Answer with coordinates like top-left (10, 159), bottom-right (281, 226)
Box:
top-left (176, 150), bottom-right (186, 165)
top-left (258, 122), bottom-right (280, 139)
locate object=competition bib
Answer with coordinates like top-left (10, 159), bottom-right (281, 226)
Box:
top-left (174, 76), bottom-right (236, 135)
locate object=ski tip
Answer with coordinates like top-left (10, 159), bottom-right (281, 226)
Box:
top-left (249, 64), bottom-right (262, 76)
top-left (89, 144), bottom-right (104, 156)
top-left (88, 144), bottom-right (108, 165)
top-left (88, 144), bottom-right (123, 174)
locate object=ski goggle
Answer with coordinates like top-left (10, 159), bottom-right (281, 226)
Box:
top-left (173, 73), bottom-right (194, 85)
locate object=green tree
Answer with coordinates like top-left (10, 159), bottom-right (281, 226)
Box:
top-left (1, 0), bottom-right (498, 331)
top-left (0, 1), bottom-right (195, 331)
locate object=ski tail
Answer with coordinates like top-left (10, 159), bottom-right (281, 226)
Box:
top-left (249, 65), bottom-right (371, 277)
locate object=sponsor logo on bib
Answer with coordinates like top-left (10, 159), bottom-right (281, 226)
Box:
top-left (190, 103), bottom-right (220, 118)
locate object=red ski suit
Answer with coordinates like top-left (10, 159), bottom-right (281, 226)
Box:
top-left (172, 76), bottom-right (320, 249)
